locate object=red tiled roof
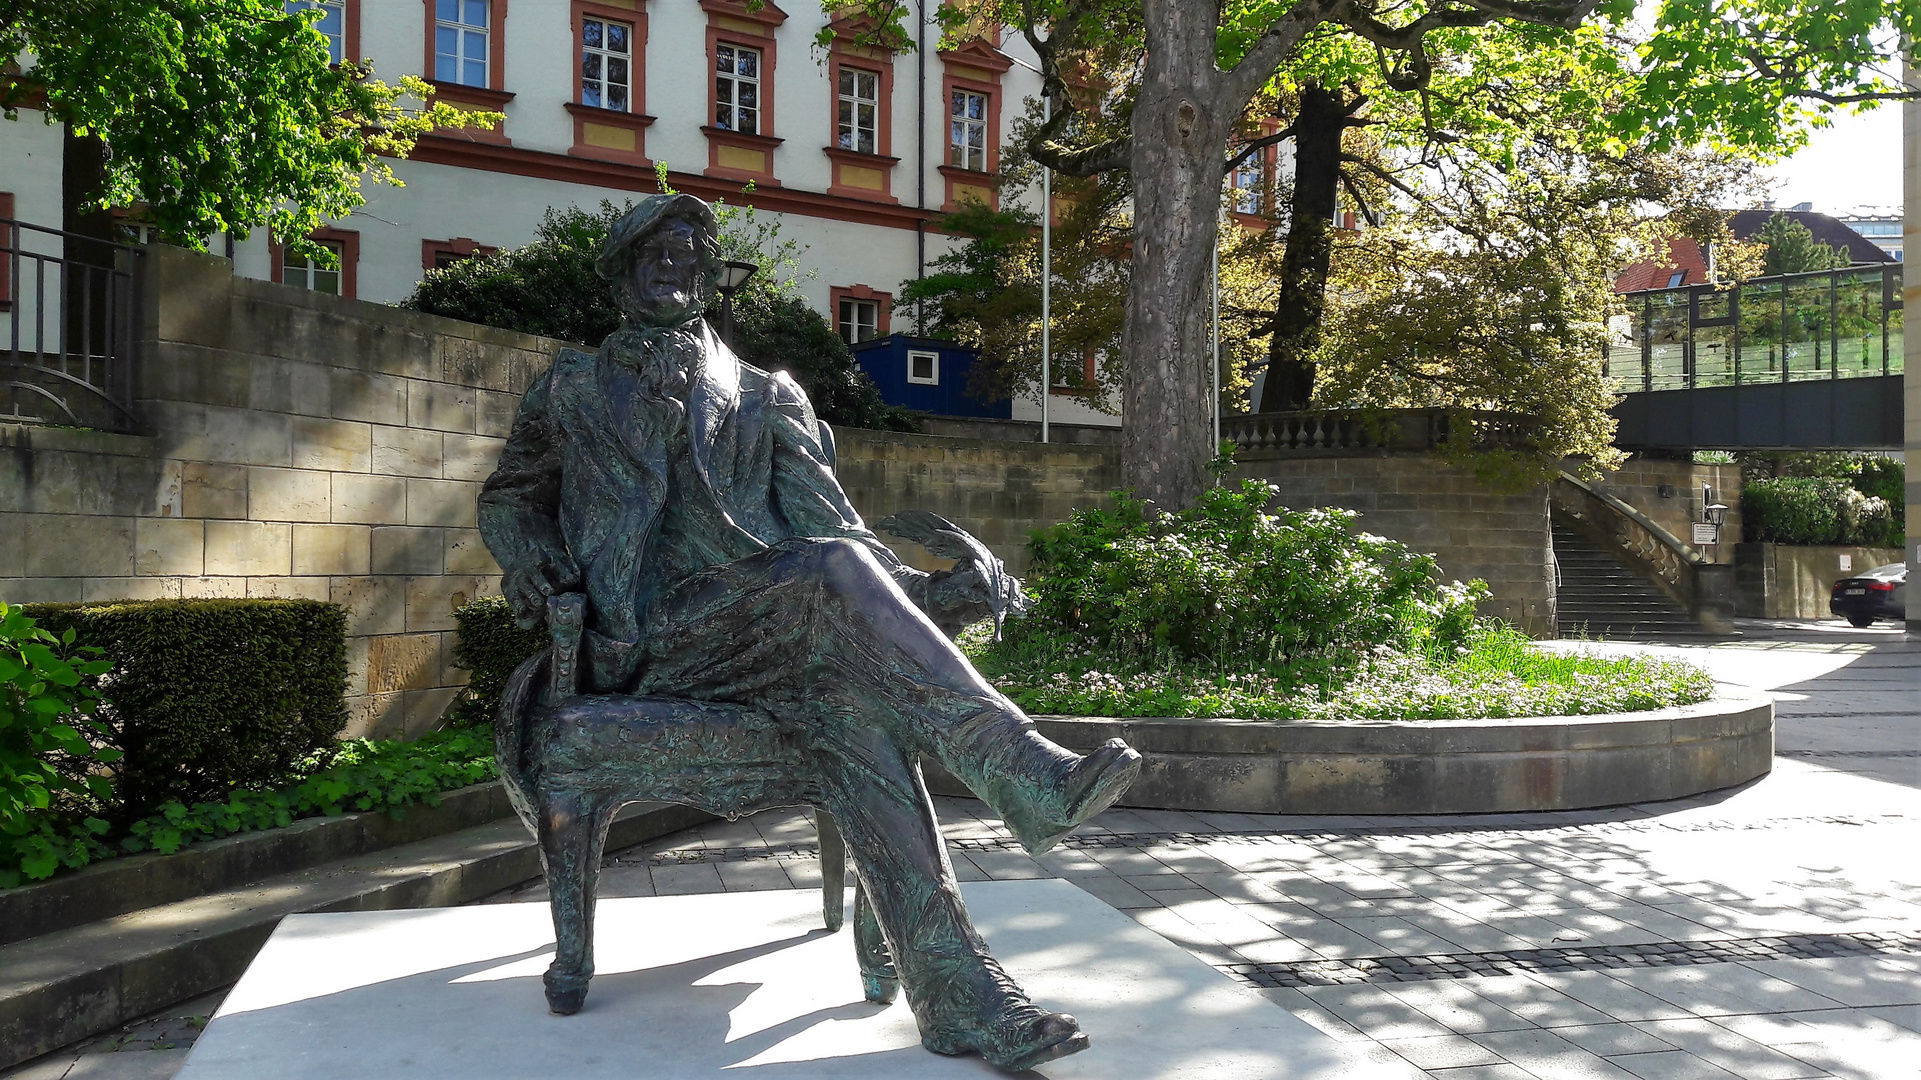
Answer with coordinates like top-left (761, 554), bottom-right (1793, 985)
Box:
top-left (1613, 237), bottom-right (1710, 294)
top-left (1613, 210), bottom-right (1898, 294)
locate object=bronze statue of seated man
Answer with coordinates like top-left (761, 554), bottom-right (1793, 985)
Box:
top-left (478, 193), bottom-right (1141, 1073)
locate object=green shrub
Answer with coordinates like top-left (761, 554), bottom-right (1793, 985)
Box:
top-left (1742, 476), bottom-right (1901, 547)
top-left (22, 599), bottom-right (348, 821)
top-left (2, 725), bottom-right (497, 886)
top-left (447, 596), bottom-right (549, 726)
top-left (0, 604), bottom-right (118, 882)
top-left (1007, 480), bottom-right (1484, 669)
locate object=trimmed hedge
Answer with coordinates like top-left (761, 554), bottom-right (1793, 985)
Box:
top-left (448, 596), bottom-right (548, 726)
top-left (1742, 476), bottom-right (1902, 548)
top-left (22, 599), bottom-right (349, 821)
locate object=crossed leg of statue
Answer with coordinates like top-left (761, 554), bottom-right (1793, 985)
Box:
top-left (632, 536), bottom-right (1141, 856)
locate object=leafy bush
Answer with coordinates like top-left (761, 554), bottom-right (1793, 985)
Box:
top-left (447, 596), bottom-right (549, 727)
top-left (1742, 476), bottom-right (1901, 547)
top-left (1, 605), bottom-right (118, 882)
top-left (1008, 480), bottom-right (1484, 669)
top-left (1, 725), bottom-right (497, 887)
top-left (22, 599), bottom-right (348, 822)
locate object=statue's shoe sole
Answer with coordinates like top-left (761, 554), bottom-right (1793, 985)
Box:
top-left (1022, 739), bottom-right (1143, 856)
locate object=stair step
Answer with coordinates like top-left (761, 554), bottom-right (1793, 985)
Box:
top-left (1551, 521), bottom-right (1700, 636)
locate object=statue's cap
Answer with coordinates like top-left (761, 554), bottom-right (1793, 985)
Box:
top-left (595, 193), bottom-right (721, 281)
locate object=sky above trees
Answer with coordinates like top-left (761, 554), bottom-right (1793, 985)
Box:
top-left (1765, 106), bottom-right (1901, 213)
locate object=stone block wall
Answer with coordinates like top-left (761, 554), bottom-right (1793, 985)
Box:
top-left (1589, 457), bottom-right (1744, 564)
top-left (0, 246), bottom-right (557, 739)
top-left (832, 429), bottom-right (1121, 575)
top-left (1733, 542), bottom-right (1906, 619)
top-left (1231, 452), bottom-right (1556, 637)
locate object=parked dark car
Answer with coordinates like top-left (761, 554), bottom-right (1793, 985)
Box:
top-left (1830, 563), bottom-right (1908, 627)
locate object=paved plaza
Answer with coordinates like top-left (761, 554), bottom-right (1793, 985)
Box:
top-left (11, 621), bottom-right (1918, 1079)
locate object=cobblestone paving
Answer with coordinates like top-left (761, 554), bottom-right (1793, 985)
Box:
top-left (482, 624), bottom-right (1921, 1079)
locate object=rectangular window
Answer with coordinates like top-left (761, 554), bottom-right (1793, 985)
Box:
top-left (434, 0), bottom-right (489, 87)
top-left (838, 68), bottom-right (878, 155)
top-left (283, 240), bottom-right (344, 295)
top-left (1231, 156), bottom-right (1261, 214)
top-left (287, 0), bottom-right (346, 64)
top-left (581, 16), bottom-right (632, 111)
top-left (839, 298), bottom-right (879, 344)
top-left (949, 89), bottom-right (987, 171)
top-left (907, 349), bottom-right (939, 385)
top-left (715, 44), bottom-right (761, 134)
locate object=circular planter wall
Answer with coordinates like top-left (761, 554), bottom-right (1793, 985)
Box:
top-left (933, 695), bottom-right (1773, 815)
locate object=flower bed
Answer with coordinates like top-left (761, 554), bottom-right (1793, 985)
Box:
top-left (964, 622), bottom-right (1714, 722)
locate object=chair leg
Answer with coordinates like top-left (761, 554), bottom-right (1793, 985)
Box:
top-left (538, 787), bottom-right (615, 1016)
top-left (817, 808), bottom-right (846, 932)
top-left (853, 881), bottom-right (898, 1004)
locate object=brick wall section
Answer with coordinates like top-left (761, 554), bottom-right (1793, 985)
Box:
top-left (1230, 453), bottom-right (1557, 638)
top-left (0, 246), bottom-right (559, 740)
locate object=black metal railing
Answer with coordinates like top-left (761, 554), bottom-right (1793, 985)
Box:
top-left (2, 218), bottom-right (144, 432)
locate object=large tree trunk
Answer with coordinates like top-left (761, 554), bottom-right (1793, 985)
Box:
top-left (1119, 0), bottom-right (1234, 510)
top-left (1256, 82), bottom-right (1345, 413)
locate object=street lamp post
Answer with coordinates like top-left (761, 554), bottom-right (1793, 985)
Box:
top-left (715, 259), bottom-right (759, 347)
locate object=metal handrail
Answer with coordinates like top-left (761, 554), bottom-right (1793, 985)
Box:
top-left (1, 216), bottom-right (145, 432)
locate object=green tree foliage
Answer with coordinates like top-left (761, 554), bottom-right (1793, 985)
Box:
top-left (1755, 212), bottom-right (1851, 276)
top-left (0, 0), bottom-right (498, 257)
top-left (404, 197), bottom-right (916, 431)
top-left (827, 0), bottom-right (1921, 510)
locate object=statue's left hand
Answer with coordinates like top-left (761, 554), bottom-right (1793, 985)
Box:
top-left (932, 560), bottom-right (1028, 620)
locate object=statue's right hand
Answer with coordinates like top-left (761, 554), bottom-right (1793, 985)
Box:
top-left (503, 555), bottom-right (583, 629)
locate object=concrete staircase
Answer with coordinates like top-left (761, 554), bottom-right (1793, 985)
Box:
top-left (1552, 522), bottom-right (1701, 638)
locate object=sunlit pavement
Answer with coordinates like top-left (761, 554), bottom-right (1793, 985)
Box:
top-left (14, 621), bottom-right (1914, 1079)
top-left (483, 619), bottom-right (1921, 1079)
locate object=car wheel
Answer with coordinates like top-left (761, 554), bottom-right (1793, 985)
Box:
top-left (1848, 615), bottom-right (1875, 628)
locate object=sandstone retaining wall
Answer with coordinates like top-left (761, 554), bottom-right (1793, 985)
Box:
top-left (1232, 453), bottom-right (1556, 637)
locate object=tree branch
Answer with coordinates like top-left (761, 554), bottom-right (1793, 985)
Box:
top-left (1222, 123), bottom-right (1297, 175)
top-left (1220, 0), bottom-right (1336, 114)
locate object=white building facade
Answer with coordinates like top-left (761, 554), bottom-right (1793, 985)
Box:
top-left (0, 0), bottom-right (1136, 426)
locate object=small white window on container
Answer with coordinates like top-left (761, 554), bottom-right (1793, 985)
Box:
top-left (907, 350), bottom-right (939, 385)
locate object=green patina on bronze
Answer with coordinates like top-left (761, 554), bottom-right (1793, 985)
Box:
top-left (479, 193), bottom-right (1142, 1073)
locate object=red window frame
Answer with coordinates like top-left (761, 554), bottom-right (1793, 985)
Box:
top-left (567, 0), bottom-right (653, 165)
top-left (699, 0), bottom-right (786, 186)
top-left (830, 284), bottom-right (892, 344)
top-left (937, 39), bottom-right (1009, 212)
top-left (421, 0), bottom-right (515, 143)
top-left (822, 16), bottom-right (898, 204)
top-left (0, 192), bottom-right (13, 311)
top-left (421, 236), bottom-right (498, 272)
top-left (271, 227), bottom-right (362, 299)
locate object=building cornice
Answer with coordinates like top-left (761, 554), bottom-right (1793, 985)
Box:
top-left (406, 135), bottom-right (944, 231)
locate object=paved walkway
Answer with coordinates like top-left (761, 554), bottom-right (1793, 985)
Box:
top-left (14, 620), bottom-right (1918, 1079)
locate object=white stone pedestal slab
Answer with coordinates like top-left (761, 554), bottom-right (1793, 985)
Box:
top-left (176, 879), bottom-right (1413, 1079)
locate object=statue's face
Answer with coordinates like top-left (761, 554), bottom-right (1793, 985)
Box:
top-left (621, 218), bottom-right (707, 325)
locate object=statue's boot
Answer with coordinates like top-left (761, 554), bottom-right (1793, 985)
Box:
top-left (945, 720), bottom-right (1143, 855)
top-left (908, 949), bottom-right (1090, 1071)
top-left (813, 722), bottom-right (1091, 1073)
